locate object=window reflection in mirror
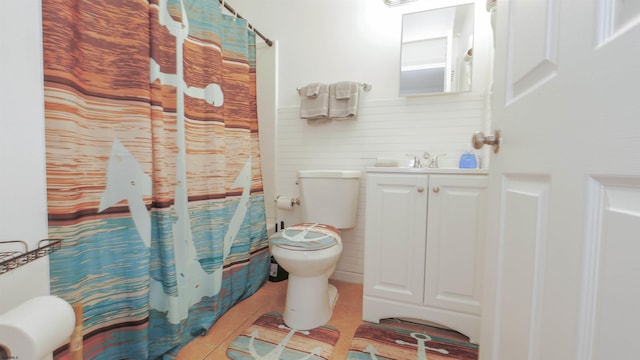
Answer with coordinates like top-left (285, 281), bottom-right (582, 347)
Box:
top-left (400, 3), bottom-right (474, 96)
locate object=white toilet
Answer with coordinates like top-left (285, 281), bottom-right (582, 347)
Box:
top-left (269, 170), bottom-right (361, 330)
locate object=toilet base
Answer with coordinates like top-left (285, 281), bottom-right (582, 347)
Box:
top-left (282, 276), bottom-right (338, 330)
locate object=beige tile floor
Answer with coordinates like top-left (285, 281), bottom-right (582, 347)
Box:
top-left (176, 279), bottom-right (364, 359)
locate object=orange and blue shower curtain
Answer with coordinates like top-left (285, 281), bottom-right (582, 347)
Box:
top-left (42, 0), bottom-right (269, 358)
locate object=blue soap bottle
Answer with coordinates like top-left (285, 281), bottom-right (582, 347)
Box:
top-left (459, 151), bottom-right (478, 169)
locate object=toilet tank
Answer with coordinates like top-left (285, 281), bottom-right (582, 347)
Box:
top-left (297, 170), bottom-right (361, 229)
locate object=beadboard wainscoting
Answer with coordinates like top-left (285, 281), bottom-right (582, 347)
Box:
top-left (273, 92), bottom-right (488, 283)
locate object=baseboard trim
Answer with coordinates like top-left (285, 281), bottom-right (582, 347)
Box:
top-left (330, 270), bottom-right (363, 284)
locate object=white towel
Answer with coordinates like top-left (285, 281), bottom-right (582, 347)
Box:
top-left (329, 81), bottom-right (359, 119)
top-left (305, 83), bottom-right (320, 97)
top-left (334, 81), bottom-right (352, 99)
top-left (299, 83), bottom-right (329, 119)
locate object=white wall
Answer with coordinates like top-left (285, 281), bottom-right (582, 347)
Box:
top-left (0, 0), bottom-right (50, 313)
top-left (256, 42), bottom-right (279, 227)
top-left (232, 0), bottom-right (492, 105)
top-left (236, 0), bottom-right (494, 282)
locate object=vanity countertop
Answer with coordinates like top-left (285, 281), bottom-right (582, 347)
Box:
top-left (366, 167), bottom-right (489, 175)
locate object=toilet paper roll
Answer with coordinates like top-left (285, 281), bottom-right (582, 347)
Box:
top-left (276, 196), bottom-right (294, 210)
top-left (0, 296), bottom-right (75, 360)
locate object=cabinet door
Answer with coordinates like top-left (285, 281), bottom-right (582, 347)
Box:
top-left (364, 173), bottom-right (428, 304)
top-left (425, 174), bottom-right (487, 315)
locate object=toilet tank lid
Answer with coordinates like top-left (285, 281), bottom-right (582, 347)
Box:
top-left (297, 170), bottom-right (361, 179)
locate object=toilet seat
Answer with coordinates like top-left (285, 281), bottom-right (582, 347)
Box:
top-left (270, 223), bottom-right (341, 251)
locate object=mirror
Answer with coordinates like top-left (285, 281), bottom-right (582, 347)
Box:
top-left (400, 3), bottom-right (475, 95)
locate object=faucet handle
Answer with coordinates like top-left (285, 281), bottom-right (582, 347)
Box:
top-left (429, 153), bottom-right (447, 168)
top-left (406, 153), bottom-right (423, 168)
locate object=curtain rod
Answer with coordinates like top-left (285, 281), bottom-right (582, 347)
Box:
top-left (218, 0), bottom-right (273, 47)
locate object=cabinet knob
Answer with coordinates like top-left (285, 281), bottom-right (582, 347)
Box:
top-left (417, 187), bottom-right (424, 192)
top-left (433, 187), bottom-right (440, 193)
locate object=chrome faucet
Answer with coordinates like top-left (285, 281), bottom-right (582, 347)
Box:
top-left (429, 153), bottom-right (447, 168)
top-left (406, 152), bottom-right (432, 168)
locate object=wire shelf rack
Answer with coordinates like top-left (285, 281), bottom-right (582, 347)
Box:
top-left (0, 239), bottom-right (63, 275)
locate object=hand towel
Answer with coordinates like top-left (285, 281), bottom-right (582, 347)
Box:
top-left (329, 81), bottom-right (359, 119)
top-left (334, 81), bottom-right (353, 99)
top-left (305, 83), bottom-right (320, 97)
top-left (299, 83), bottom-right (329, 119)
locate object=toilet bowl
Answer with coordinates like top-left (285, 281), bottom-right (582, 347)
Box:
top-left (269, 223), bottom-right (343, 330)
top-left (269, 170), bottom-right (361, 330)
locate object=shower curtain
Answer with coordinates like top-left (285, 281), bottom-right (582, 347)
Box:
top-left (42, 0), bottom-right (269, 358)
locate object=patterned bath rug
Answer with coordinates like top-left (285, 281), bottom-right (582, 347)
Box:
top-left (226, 312), bottom-right (340, 360)
top-left (347, 322), bottom-right (478, 360)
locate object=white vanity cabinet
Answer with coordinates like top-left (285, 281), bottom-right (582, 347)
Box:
top-left (363, 168), bottom-right (488, 343)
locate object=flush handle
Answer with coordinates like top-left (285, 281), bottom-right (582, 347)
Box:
top-left (472, 130), bottom-right (501, 153)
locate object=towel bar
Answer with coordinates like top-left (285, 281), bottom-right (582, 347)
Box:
top-left (297, 82), bottom-right (372, 95)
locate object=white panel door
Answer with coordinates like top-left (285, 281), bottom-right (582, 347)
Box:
top-left (481, 0), bottom-right (640, 359)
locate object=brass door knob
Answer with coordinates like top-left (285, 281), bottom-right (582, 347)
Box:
top-left (472, 130), bottom-right (501, 153)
